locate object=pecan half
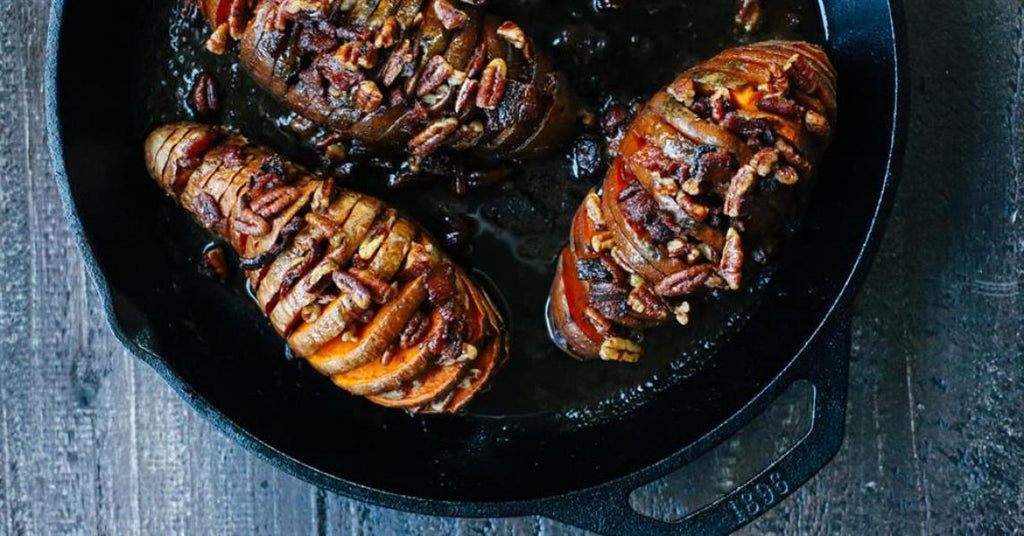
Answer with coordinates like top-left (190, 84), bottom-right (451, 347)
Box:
top-left (599, 337), bottom-right (641, 363)
top-left (191, 73), bottom-right (220, 117)
top-left (476, 58), bottom-right (507, 110)
top-left (251, 186), bottom-right (299, 218)
top-left (724, 164), bottom-right (756, 218)
top-left (454, 79), bottom-right (479, 114)
top-left (735, 0), bottom-right (762, 32)
top-left (720, 228), bottom-right (744, 290)
top-left (399, 310), bottom-right (431, 349)
top-left (784, 54), bottom-right (819, 94)
top-left (654, 264), bottom-right (715, 298)
top-left (381, 39), bottom-right (413, 87)
top-left (756, 94), bottom-right (803, 118)
top-left (233, 207), bottom-right (271, 237)
top-left (353, 80), bottom-right (383, 112)
top-left (409, 118), bottom-right (459, 156)
top-left (416, 55), bottom-right (453, 98)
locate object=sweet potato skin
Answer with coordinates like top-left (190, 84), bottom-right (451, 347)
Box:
top-left (547, 41), bottom-right (838, 361)
top-left (196, 0), bottom-right (577, 159)
top-left (145, 121), bottom-right (508, 412)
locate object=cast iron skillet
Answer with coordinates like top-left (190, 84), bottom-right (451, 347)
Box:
top-left (45, 0), bottom-right (906, 533)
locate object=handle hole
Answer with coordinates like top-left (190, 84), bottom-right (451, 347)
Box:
top-left (628, 379), bottom-right (814, 522)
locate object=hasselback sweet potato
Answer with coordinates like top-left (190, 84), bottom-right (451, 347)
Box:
top-left (146, 122), bottom-right (508, 412)
top-left (547, 41), bottom-right (838, 362)
top-left (195, 0), bottom-right (576, 159)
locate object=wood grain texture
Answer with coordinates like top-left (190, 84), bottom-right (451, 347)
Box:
top-left (0, 0), bottom-right (1021, 534)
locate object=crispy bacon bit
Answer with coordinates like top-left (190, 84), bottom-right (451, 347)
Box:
top-left (191, 192), bottom-right (223, 228)
top-left (721, 113), bottom-right (775, 147)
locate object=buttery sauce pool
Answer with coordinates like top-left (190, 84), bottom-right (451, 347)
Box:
top-left (136, 0), bottom-right (825, 418)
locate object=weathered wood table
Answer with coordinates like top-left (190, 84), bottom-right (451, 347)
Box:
top-left (1, 0), bottom-right (1021, 533)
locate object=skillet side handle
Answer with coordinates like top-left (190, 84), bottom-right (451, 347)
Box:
top-left (544, 310), bottom-right (851, 536)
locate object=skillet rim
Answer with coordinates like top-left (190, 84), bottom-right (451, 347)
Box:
top-left (44, 0), bottom-right (908, 520)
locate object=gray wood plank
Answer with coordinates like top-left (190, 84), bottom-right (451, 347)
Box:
top-left (0, 0), bottom-right (1021, 534)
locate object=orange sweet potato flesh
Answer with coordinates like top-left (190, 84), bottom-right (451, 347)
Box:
top-left (547, 41), bottom-right (838, 361)
top-left (144, 121), bottom-right (508, 412)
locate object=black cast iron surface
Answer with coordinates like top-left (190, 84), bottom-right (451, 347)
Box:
top-left (1, 0), bottom-right (1020, 534)
top-left (43, 0), bottom-right (904, 532)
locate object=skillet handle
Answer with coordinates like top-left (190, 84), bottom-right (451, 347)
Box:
top-left (543, 310), bottom-right (851, 535)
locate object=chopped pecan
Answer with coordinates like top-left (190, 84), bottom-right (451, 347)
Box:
top-left (667, 78), bottom-right (696, 107)
top-left (497, 22), bottom-right (527, 50)
top-left (399, 310), bottom-right (431, 349)
top-left (335, 41), bottom-right (378, 71)
top-left (373, 16), bottom-right (399, 49)
top-left (719, 227), bottom-right (744, 290)
top-left (476, 58), bottom-right (507, 110)
top-left (448, 120), bottom-right (485, 150)
top-left (251, 186), bottom-right (299, 218)
top-left (627, 285), bottom-right (669, 320)
top-left (205, 24), bottom-right (230, 55)
top-left (353, 80), bottom-right (383, 112)
top-left (674, 301), bottom-right (691, 326)
top-left (750, 147), bottom-right (780, 176)
top-left (416, 55), bottom-right (453, 98)
top-left (775, 164), bottom-right (799, 185)
top-left (433, 0), bottom-right (468, 30)
top-left (675, 193), bottom-right (709, 222)
top-left (804, 109), bottom-right (831, 137)
top-left (774, 139), bottom-right (812, 174)
top-left (409, 118), bottom-right (459, 156)
top-left (654, 264), bottom-right (715, 297)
